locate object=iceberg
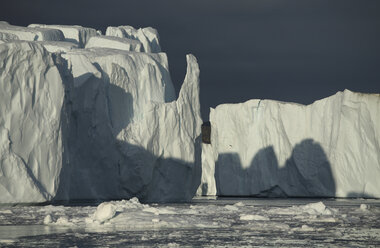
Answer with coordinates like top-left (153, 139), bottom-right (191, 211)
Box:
top-left (0, 23), bottom-right (202, 203)
top-left (1, 22), bottom-right (378, 203)
top-left (198, 90), bottom-right (380, 198)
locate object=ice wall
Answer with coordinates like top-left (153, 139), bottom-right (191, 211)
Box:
top-left (198, 90), bottom-right (380, 198)
top-left (0, 23), bottom-right (201, 203)
top-left (57, 48), bottom-right (201, 202)
top-left (0, 42), bottom-right (65, 203)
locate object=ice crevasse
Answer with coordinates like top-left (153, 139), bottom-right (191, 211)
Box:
top-left (0, 22), bottom-right (202, 203)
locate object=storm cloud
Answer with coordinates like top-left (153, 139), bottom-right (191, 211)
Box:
top-left (1, 0), bottom-right (379, 120)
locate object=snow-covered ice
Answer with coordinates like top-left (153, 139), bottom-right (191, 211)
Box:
top-left (198, 90), bottom-right (380, 198)
top-left (34, 41), bottom-right (78, 53)
top-left (240, 214), bottom-right (269, 221)
top-left (0, 23), bottom-right (65, 42)
top-left (91, 202), bottom-right (116, 223)
top-left (85, 35), bottom-right (143, 52)
top-left (106, 25), bottom-right (161, 53)
top-left (0, 23), bottom-right (201, 204)
top-left (28, 24), bottom-right (98, 47)
top-left (0, 32), bottom-right (19, 44)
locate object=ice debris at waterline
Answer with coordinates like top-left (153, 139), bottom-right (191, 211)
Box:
top-left (0, 198), bottom-right (344, 230)
top-left (1, 198), bottom-right (379, 246)
top-left (197, 89), bottom-right (380, 198)
top-left (0, 22), bottom-right (202, 204)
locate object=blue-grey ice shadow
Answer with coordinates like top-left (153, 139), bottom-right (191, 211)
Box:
top-left (106, 83), bottom-right (134, 135)
top-left (55, 61), bottom-right (201, 204)
top-left (215, 139), bottom-right (336, 197)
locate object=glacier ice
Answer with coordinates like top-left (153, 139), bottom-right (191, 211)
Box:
top-left (0, 23), bottom-right (65, 42)
top-left (0, 32), bottom-right (19, 44)
top-left (106, 25), bottom-right (161, 53)
top-left (28, 24), bottom-right (98, 48)
top-left (85, 35), bottom-right (143, 52)
top-left (198, 90), bottom-right (380, 198)
top-left (57, 49), bottom-right (201, 202)
top-left (34, 41), bottom-right (79, 53)
top-left (0, 42), bottom-right (65, 203)
top-left (92, 202), bottom-right (117, 223)
top-left (1, 22), bottom-right (379, 204)
top-left (0, 23), bottom-right (201, 203)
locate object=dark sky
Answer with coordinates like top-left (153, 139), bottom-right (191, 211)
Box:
top-left (2, 0), bottom-right (380, 120)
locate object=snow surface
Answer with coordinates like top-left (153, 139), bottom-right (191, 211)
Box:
top-left (0, 32), bottom-right (19, 44)
top-left (34, 41), bottom-right (79, 53)
top-left (106, 25), bottom-right (161, 53)
top-left (85, 35), bottom-right (143, 52)
top-left (0, 198), bottom-right (379, 246)
top-left (198, 90), bottom-right (380, 198)
top-left (0, 23), bottom-right (65, 42)
top-left (0, 23), bottom-right (201, 203)
top-left (28, 24), bottom-right (98, 48)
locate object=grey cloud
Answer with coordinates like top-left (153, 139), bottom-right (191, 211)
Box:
top-left (1, 0), bottom-right (379, 120)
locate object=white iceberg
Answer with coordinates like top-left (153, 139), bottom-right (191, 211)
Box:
top-left (0, 23), bottom-right (202, 203)
top-left (1, 22), bottom-right (378, 204)
top-left (198, 90), bottom-right (380, 198)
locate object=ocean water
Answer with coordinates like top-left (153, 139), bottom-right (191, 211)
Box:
top-left (0, 197), bottom-right (379, 247)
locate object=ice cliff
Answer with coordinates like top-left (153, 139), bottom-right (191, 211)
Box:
top-left (198, 90), bottom-right (380, 198)
top-left (0, 42), bottom-right (65, 203)
top-left (0, 22), bottom-right (202, 203)
top-left (1, 21), bottom-right (379, 204)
